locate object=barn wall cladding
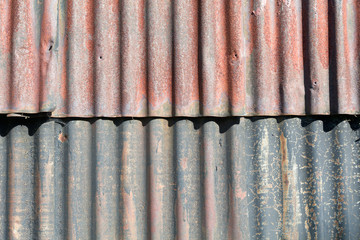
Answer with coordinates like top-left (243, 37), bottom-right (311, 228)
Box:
top-left (1, 0), bottom-right (360, 117)
top-left (1, 0), bottom-right (360, 240)
top-left (0, 117), bottom-right (359, 239)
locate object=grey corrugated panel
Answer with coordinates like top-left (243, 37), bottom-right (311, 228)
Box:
top-left (2, 1), bottom-right (360, 117)
top-left (0, 117), bottom-right (359, 239)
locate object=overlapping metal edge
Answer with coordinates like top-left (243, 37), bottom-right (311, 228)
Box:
top-left (1, 1), bottom-right (360, 117)
top-left (0, 117), bottom-right (358, 239)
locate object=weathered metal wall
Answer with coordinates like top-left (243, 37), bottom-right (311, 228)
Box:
top-left (1, 1), bottom-right (359, 239)
top-left (1, 1), bottom-right (360, 117)
top-left (0, 117), bottom-right (358, 239)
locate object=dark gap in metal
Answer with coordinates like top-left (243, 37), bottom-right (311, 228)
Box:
top-left (173, 117), bottom-right (179, 237)
top-left (171, 1), bottom-right (175, 116)
top-left (92, 1), bottom-right (98, 117)
top-left (328, 0), bottom-right (339, 114)
top-left (90, 121), bottom-right (97, 238)
top-left (115, 120), bottom-right (121, 237)
top-left (197, 0), bottom-right (204, 116)
top-left (225, 119), bottom-right (234, 238)
top-left (118, 120), bottom-right (125, 238)
top-left (199, 120), bottom-right (205, 238)
top-left (64, 0), bottom-right (70, 119)
top-left (118, 0), bottom-right (123, 115)
top-left (251, 0), bottom-right (260, 114)
top-left (9, 0), bottom-right (15, 113)
top-left (63, 124), bottom-right (69, 239)
top-left (145, 115), bottom-right (151, 238)
top-left (1, 116), bottom-right (360, 134)
top-left (33, 122), bottom-right (40, 240)
top-left (5, 128), bottom-right (10, 240)
top-left (356, 2), bottom-right (360, 111)
top-left (170, 119), bottom-right (176, 238)
top-left (8, 1), bottom-right (16, 117)
top-left (224, 0), bottom-right (233, 115)
top-left (38, 0), bottom-right (45, 115)
top-left (278, 3), bottom-right (285, 114)
top-left (145, 0), bottom-right (150, 116)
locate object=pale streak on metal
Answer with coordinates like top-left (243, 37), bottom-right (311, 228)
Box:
top-left (0, 117), bottom-right (358, 239)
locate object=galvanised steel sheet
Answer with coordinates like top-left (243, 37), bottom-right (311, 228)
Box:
top-left (1, 1), bottom-right (360, 117)
top-left (0, 116), bottom-right (359, 239)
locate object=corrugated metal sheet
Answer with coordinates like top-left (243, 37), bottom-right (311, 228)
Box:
top-left (1, 1), bottom-right (360, 117)
top-left (0, 116), bottom-right (359, 239)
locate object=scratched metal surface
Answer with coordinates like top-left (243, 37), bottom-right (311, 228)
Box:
top-left (0, 116), bottom-right (358, 239)
top-left (1, 1), bottom-right (360, 117)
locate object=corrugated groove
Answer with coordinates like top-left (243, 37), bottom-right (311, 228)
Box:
top-left (0, 117), bottom-right (358, 239)
top-left (1, 1), bottom-right (360, 116)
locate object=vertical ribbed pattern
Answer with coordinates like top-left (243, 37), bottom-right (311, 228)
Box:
top-left (66, 121), bottom-right (92, 239)
top-left (1, 1), bottom-right (359, 239)
top-left (37, 121), bottom-right (57, 239)
top-left (0, 121), bottom-right (7, 239)
top-left (66, 1), bottom-right (95, 116)
top-left (0, 117), bottom-right (358, 239)
top-left (93, 0), bottom-right (121, 116)
top-left (120, 0), bottom-right (147, 116)
top-left (175, 119), bottom-right (202, 239)
top-left (247, 118), bottom-right (282, 238)
top-left (147, 0), bottom-right (173, 116)
top-left (120, 120), bottom-right (148, 239)
top-left (8, 125), bottom-right (36, 239)
top-left (148, 119), bottom-right (175, 239)
top-left (0, 0), bottom-right (12, 111)
top-left (202, 120), bottom-right (229, 239)
top-left (302, 0), bottom-right (329, 114)
top-left (2, 1), bottom-right (360, 116)
top-left (94, 120), bottom-right (120, 239)
top-left (173, 0), bottom-right (199, 116)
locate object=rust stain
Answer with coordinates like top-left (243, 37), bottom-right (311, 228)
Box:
top-left (0, 118), bottom-right (359, 238)
top-left (280, 132), bottom-right (300, 240)
top-left (316, 0), bottom-right (329, 69)
top-left (0, 0), bottom-right (360, 116)
top-left (176, 189), bottom-right (190, 240)
top-left (58, 132), bottom-right (67, 143)
top-left (280, 132), bottom-right (289, 185)
top-left (235, 187), bottom-right (247, 200)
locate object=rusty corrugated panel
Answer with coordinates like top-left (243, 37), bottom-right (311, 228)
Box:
top-left (1, 1), bottom-right (360, 117)
top-left (0, 117), bottom-right (358, 239)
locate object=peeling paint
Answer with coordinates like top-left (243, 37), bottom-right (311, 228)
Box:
top-left (1, 1), bottom-right (360, 116)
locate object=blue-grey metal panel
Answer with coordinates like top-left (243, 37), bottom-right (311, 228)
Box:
top-left (0, 117), bottom-right (358, 239)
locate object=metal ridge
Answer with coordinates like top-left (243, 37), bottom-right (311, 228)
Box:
top-left (1, 1), bottom-right (360, 117)
top-left (0, 116), bottom-right (358, 239)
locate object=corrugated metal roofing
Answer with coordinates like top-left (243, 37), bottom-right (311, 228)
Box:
top-left (1, 1), bottom-right (360, 117)
top-left (0, 116), bottom-right (359, 239)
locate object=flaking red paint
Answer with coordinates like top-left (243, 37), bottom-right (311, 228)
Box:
top-left (1, 1), bottom-right (360, 117)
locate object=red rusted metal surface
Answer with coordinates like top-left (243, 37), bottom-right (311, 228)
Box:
top-left (0, 116), bottom-right (359, 239)
top-left (1, 0), bottom-right (360, 117)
